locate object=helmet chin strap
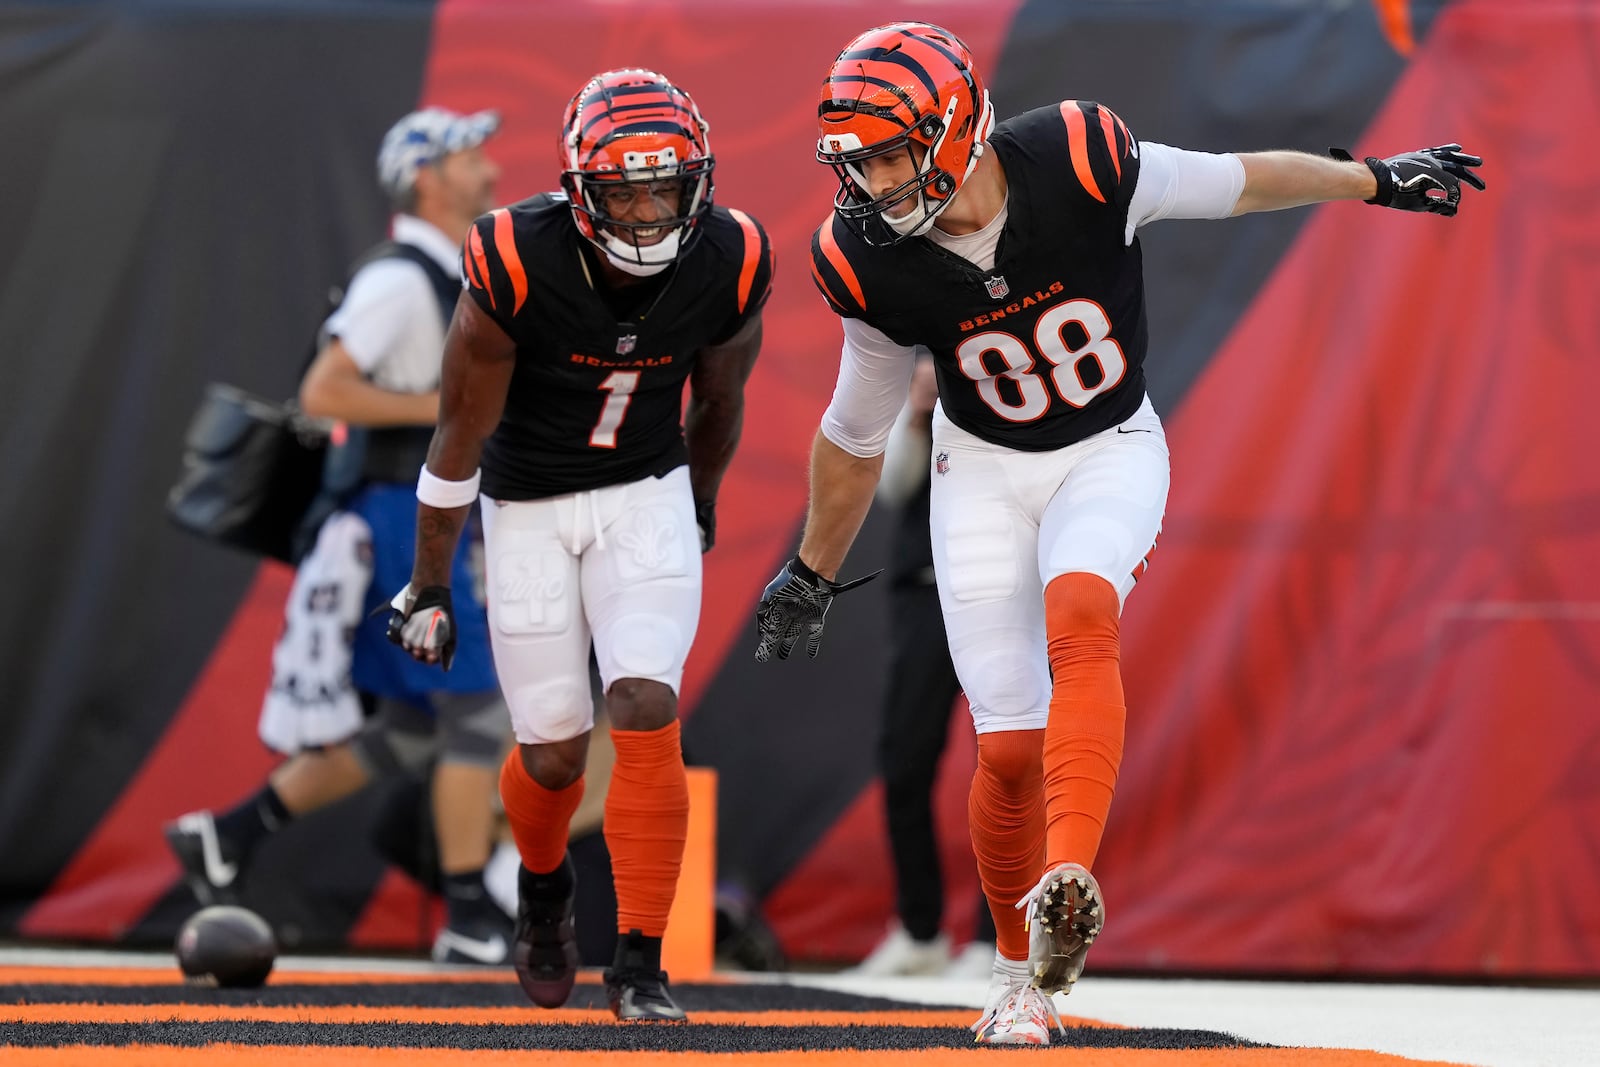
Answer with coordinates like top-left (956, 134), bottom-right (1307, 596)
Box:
top-left (598, 229), bottom-right (679, 277)
top-left (881, 140), bottom-right (987, 238)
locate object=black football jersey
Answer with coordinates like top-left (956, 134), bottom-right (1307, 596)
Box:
top-left (462, 194), bottom-right (773, 499)
top-left (811, 101), bottom-right (1148, 452)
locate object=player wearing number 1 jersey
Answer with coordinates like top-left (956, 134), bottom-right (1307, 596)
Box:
top-left (387, 69), bottom-right (773, 1023)
top-left (754, 22), bottom-right (1483, 1045)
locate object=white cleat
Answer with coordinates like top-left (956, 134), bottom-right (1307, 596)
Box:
top-left (970, 965), bottom-right (1066, 1046)
top-left (846, 922), bottom-right (952, 977)
top-left (1015, 862), bottom-right (1105, 994)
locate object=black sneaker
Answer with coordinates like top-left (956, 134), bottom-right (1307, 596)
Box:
top-left (433, 907), bottom-right (514, 966)
top-left (604, 929), bottom-right (687, 1022)
top-left (512, 855), bottom-right (579, 1008)
top-left (163, 811), bottom-right (245, 906)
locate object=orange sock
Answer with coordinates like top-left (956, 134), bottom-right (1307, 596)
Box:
top-left (1042, 572), bottom-right (1126, 871)
top-left (498, 749), bottom-right (583, 875)
top-left (968, 729), bottom-right (1045, 961)
top-left (605, 720), bottom-right (689, 938)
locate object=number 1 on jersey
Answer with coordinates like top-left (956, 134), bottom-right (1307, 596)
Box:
top-left (589, 370), bottom-right (640, 448)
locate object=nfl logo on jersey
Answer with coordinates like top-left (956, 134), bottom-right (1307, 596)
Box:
top-left (984, 275), bottom-right (1009, 300)
top-left (935, 451), bottom-right (950, 475)
top-left (616, 334), bottom-right (637, 355)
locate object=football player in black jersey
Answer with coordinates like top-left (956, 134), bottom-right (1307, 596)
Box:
top-left (754, 22), bottom-right (1482, 1044)
top-left (387, 69), bottom-right (773, 1022)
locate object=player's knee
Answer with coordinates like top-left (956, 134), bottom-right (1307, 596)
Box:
top-left (607, 677), bottom-right (677, 732)
top-left (350, 701), bottom-right (435, 779)
top-left (520, 737), bottom-right (588, 790)
top-left (1044, 572), bottom-right (1120, 659)
top-left (964, 651), bottom-right (1049, 727)
top-left (605, 613), bottom-right (687, 681)
top-left (975, 730), bottom-right (1043, 791)
top-left (506, 675), bottom-right (592, 744)
top-left (435, 691), bottom-right (509, 769)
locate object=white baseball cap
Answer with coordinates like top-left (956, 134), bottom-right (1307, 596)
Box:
top-left (377, 107), bottom-right (500, 199)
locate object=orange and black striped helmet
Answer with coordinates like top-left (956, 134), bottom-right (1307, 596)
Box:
top-left (817, 23), bottom-right (994, 245)
top-left (558, 68), bottom-right (715, 275)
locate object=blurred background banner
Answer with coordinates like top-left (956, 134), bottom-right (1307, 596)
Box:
top-left (3, 0), bottom-right (1597, 977)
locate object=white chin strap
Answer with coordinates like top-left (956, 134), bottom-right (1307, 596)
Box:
top-left (882, 140), bottom-right (987, 238)
top-left (599, 228), bottom-right (680, 277)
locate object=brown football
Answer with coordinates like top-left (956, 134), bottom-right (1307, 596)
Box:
top-left (174, 905), bottom-right (278, 988)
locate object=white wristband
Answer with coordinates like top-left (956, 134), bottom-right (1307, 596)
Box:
top-left (416, 466), bottom-right (481, 508)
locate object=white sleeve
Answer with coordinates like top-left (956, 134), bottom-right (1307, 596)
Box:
top-left (1124, 141), bottom-right (1246, 244)
top-left (321, 259), bottom-right (437, 375)
top-left (818, 317), bottom-right (918, 459)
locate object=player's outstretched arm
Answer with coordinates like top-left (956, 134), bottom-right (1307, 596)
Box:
top-left (686, 312), bottom-right (763, 552)
top-left (389, 295), bottom-right (515, 667)
top-left (753, 316), bottom-right (908, 662)
top-left (750, 431), bottom-right (885, 663)
top-left (798, 432), bottom-right (882, 581)
top-left (1233, 145), bottom-right (1484, 217)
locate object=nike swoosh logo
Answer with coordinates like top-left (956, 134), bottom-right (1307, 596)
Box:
top-left (180, 812), bottom-right (238, 886)
top-left (435, 930), bottom-right (508, 964)
top-left (1115, 427), bottom-right (1151, 434)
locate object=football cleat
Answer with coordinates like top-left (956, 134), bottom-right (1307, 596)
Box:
top-left (604, 929), bottom-right (687, 1022)
top-left (512, 855), bottom-right (579, 1008)
top-left (164, 810), bottom-right (245, 907)
top-left (432, 909), bottom-right (514, 966)
top-left (1015, 862), bottom-right (1105, 994)
top-left (848, 922), bottom-right (951, 977)
top-left (970, 967), bottom-right (1064, 1046)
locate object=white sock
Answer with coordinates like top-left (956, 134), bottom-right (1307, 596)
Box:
top-left (995, 954), bottom-right (1030, 983)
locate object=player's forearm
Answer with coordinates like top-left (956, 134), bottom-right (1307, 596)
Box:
top-left (684, 394), bottom-right (743, 505)
top-left (797, 430), bottom-right (883, 580)
top-left (410, 503), bottom-right (470, 590)
top-left (1232, 150), bottom-right (1377, 215)
top-left (300, 371), bottom-right (438, 427)
top-left (410, 418), bottom-right (486, 589)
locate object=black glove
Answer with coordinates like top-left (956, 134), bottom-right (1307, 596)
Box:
top-left (754, 556), bottom-right (879, 662)
top-left (384, 584), bottom-right (457, 670)
top-left (695, 498), bottom-right (716, 554)
top-left (1331, 144), bottom-right (1485, 216)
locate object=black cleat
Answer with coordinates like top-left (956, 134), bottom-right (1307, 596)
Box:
top-left (512, 855), bottom-right (579, 1008)
top-left (164, 811), bottom-right (245, 907)
top-left (604, 929), bottom-right (687, 1022)
top-left (433, 908), bottom-right (514, 966)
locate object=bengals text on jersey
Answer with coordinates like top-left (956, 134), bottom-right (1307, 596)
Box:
top-left (811, 100), bottom-right (1146, 452)
top-left (462, 193), bottom-right (773, 499)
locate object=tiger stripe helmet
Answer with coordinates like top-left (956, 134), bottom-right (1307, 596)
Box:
top-left (559, 68), bottom-right (715, 275)
top-left (817, 23), bottom-right (994, 246)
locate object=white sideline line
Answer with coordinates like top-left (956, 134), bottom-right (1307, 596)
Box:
top-left (790, 972), bottom-right (1600, 1067)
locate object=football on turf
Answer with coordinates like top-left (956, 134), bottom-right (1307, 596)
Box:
top-left (175, 905), bottom-right (278, 988)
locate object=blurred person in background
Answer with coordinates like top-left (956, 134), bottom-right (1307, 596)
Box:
top-left (756, 20), bottom-right (1483, 1045)
top-left (166, 107), bottom-right (518, 967)
top-left (849, 353), bottom-right (996, 979)
top-left (385, 69), bottom-right (772, 1022)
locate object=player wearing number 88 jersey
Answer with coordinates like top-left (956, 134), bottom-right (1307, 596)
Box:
top-left (394, 68), bottom-right (772, 1023)
top-left (811, 98), bottom-right (1149, 451)
top-left (764, 20), bottom-right (1482, 1046)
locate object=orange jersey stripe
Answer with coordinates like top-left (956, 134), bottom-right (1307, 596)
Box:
top-left (490, 208), bottom-right (527, 313)
top-left (817, 218), bottom-right (866, 311)
top-left (1060, 101), bottom-right (1107, 204)
top-left (728, 208), bottom-right (762, 313)
top-left (467, 226), bottom-right (493, 309)
top-left (1098, 107), bottom-right (1122, 183)
top-left (810, 258), bottom-right (846, 313)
